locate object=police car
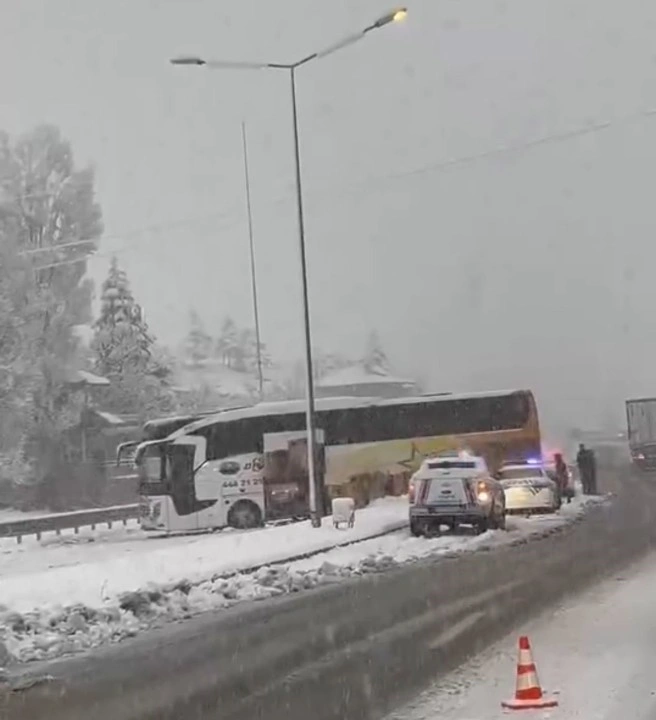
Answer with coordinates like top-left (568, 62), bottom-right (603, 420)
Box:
top-left (409, 452), bottom-right (506, 536)
top-left (497, 459), bottom-right (561, 515)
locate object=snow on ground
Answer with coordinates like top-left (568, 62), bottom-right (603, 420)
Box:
top-left (387, 547), bottom-right (656, 720)
top-left (0, 493), bottom-right (608, 665)
top-left (0, 497), bottom-right (408, 611)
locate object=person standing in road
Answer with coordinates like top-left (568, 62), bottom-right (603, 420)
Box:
top-left (554, 452), bottom-right (571, 503)
top-left (576, 443), bottom-right (591, 494)
top-left (588, 447), bottom-right (598, 495)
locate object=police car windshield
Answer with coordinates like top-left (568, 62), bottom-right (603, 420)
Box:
top-left (500, 466), bottom-right (543, 480)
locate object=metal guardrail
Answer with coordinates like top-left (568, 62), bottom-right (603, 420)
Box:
top-left (0, 504), bottom-right (140, 543)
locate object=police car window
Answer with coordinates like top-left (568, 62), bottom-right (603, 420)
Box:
top-left (427, 460), bottom-right (477, 469)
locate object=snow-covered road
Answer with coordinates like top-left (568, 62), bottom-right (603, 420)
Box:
top-left (388, 547), bottom-right (656, 720)
top-left (0, 493), bottom-right (606, 664)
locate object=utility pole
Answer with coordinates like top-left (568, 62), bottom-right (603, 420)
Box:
top-left (241, 121), bottom-right (264, 400)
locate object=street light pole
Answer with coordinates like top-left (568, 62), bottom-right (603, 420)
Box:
top-left (240, 121), bottom-right (264, 400)
top-left (171, 7), bottom-right (407, 528)
top-left (288, 65), bottom-right (320, 524)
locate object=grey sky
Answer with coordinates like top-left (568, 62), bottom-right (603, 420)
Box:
top-left (2, 0), bottom-right (656, 433)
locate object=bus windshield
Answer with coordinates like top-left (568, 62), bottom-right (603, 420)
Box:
top-left (165, 444), bottom-right (197, 515)
top-left (138, 443), bottom-right (167, 495)
top-left (137, 442), bottom-right (197, 512)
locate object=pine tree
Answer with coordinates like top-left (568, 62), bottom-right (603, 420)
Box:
top-left (362, 330), bottom-right (390, 375)
top-left (314, 350), bottom-right (354, 382)
top-left (185, 309), bottom-right (212, 366)
top-left (91, 259), bottom-right (176, 417)
top-left (92, 257), bottom-right (152, 377)
top-left (240, 328), bottom-right (272, 374)
top-left (216, 316), bottom-right (238, 368)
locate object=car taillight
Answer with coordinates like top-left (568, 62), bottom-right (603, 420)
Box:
top-left (409, 482), bottom-right (416, 504)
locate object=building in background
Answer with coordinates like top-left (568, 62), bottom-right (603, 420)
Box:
top-left (316, 365), bottom-right (417, 399)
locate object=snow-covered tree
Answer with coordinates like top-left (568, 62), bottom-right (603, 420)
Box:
top-left (235, 327), bottom-right (272, 374)
top-left (91, 259), bottom-right (176, 417)
top-left (216, 316), bottom-right (239, 368)
top-left (362, 330), bottom-right (390, 375)
top-left (92, 257), bottom-right (152, 377)
top-left (0, 125), bottom-right (103, 490)
top-left (0, 237), bottom-right (40, 486)
top-left (313, 350), bottom-right (354, 382)
top-left (185, 309), bottom-right (212, 366)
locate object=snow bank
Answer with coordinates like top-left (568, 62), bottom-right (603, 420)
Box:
top-left (0, 497), bottom-right (408, 613)
top-left (0, 493), bottom-right (608, 665)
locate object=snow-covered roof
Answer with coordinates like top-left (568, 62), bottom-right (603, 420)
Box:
top-left (317, 365), bottom-right (416, 388)
top-left (173, 359), bottom-right (256, 398)
top-left (171, 388), bottom-right (531, 437)
top-left (93, 410), bottom-right (127, 426)
top-left (64, 369), bottom-right (111, 387)
top-left (144, 414), bottom-right (200, 429)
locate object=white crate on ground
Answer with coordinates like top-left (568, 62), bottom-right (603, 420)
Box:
top-left (332, 498), bottom-right (355, 529)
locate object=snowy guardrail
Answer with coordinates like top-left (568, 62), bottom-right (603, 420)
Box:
top-left (0, 504), bottom-right (140, 543)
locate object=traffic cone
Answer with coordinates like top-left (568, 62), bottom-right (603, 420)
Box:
top-left (501, 636), bottom-right (558, 710)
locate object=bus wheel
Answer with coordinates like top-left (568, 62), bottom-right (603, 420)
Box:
top-left (228, 500), bottom-right (263, 530)
top-left (410, 520), bottom-right (423, 537)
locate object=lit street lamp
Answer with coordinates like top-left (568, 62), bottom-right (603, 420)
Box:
top-left (171, 8), bottom-right (407, 528)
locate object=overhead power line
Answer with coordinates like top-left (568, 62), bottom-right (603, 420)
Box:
top-left (18, 201), bottom-right (245, 257)
top-left (20, 104), bottom-right (656, 272)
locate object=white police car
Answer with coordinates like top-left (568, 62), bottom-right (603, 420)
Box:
top-left (497, 459), bottom-right (561, 515)
top-left (409, 452), bottom-right (506, 536)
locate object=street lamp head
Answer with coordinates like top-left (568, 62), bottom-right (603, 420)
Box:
top-left (373, 7), bottom-right (408, 28)
top-left (170, 56), bottom-right (207, 66)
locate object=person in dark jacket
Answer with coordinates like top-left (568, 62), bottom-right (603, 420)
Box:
top-left (588, 447), bottom-right (598, 495)
top-left (576, 443), bottom-right (592, 494)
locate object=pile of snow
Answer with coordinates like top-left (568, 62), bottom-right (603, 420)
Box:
top-left (0, 498), bottom-right (408, 613)
top-left (0, 494), bottom-right (608, 665)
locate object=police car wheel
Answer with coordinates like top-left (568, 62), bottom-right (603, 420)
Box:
top-left (410, 520), bottom-right (423, 537)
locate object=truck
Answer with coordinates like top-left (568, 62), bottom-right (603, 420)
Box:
top-left (626, 398), bottom-right (656, 470)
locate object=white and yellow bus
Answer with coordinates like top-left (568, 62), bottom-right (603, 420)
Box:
top-left (132, 389), bottom-right (541, 533)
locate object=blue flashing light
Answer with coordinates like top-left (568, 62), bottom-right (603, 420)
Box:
top-left (526, 457), bottom-right (541, 465)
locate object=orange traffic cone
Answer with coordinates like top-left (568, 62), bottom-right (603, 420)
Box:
top-left (501, 636), bottom-right (558, 711)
